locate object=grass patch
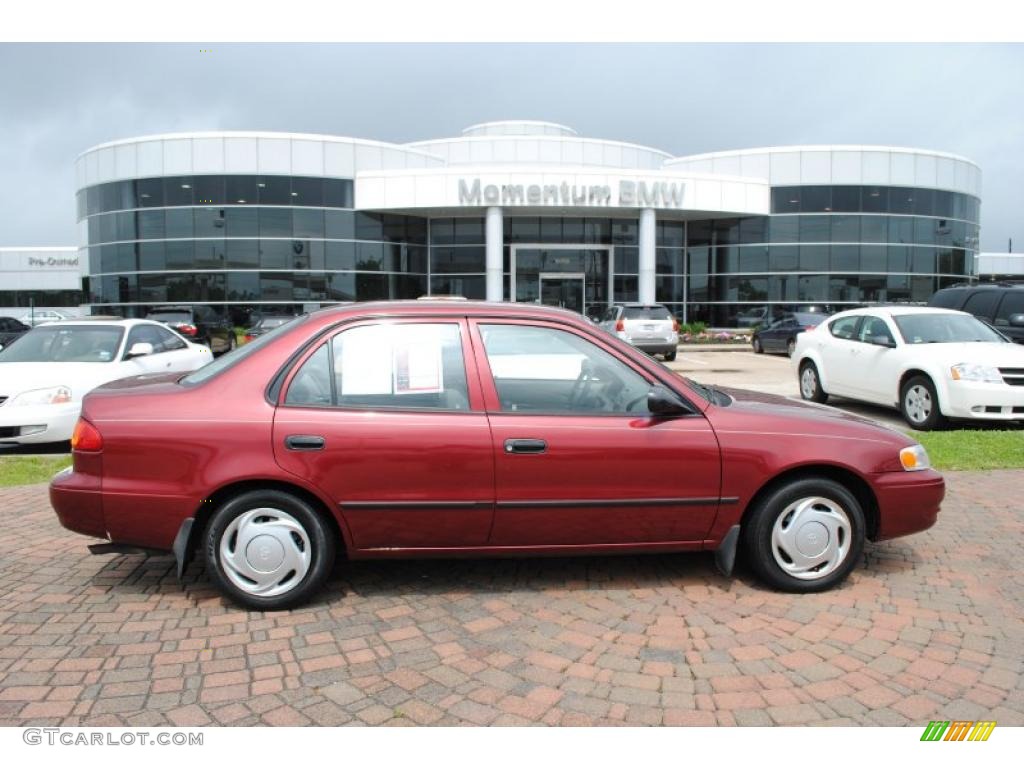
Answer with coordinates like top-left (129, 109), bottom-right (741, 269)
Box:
top-left (909, 429), bottom-right (1024, 471)
top-left (0, 456), bottom-right (72, 487)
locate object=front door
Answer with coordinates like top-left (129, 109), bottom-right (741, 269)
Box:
top-left (272, 319), bottom-right (495, 551)
top-left (470, 319), bottom-right (722, 547)
top-left (539, 273), bottom-right (585, 313)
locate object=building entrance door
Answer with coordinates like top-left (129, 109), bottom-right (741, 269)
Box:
top-left (538, 273), bottom-right (585, 313)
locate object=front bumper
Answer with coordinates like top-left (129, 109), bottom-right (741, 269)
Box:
top-left (0, 401), bottom-right (81, 444)
top-left (943, 381), bottom-right (1024, 420)
top-left (872, 469), bottom-right (945, 541)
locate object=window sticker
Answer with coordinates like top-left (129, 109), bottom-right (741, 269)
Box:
top-left (338, 326), bottom-right (393, 396)
top-left (393, 325), bottom-right (445, 395)
top-left (337, 324), bottom-right (448, 396)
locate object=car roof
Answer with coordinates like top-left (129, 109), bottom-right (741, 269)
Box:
top-left (308, 300), bottom-right (589, 324)
top-left (831, 306), bottom-right (970, 320)
top-left (31, 318), bottom-right (173, 328)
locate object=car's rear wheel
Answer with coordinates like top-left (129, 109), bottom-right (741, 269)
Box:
top-left (743, 477), bottom-right (865, 592)
top-left (786, 338), bottom-right (796, 358)
top-left (900, 375), bottom-right (946, 431)
top-left (204, 489), bottom-right (336, 610)
top-left (664, 349), bottom-right (677, 362)
top-left (752, 337), bottom-right (763, 354)
top-left (799, 361), bottom-right (828, 403)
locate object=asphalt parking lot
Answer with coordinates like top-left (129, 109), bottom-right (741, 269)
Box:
top-left (0, 472), bottom-right (1021, 727)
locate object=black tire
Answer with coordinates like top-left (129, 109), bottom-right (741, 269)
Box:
top-left (786, 338), bottom-right (796, 358)
top-left (798, 360), bottom-right (828, 404)
top-left (900, 375), bottom-right (947, 431)
top-left (664, 349), bottom-right (677, 362)
top-left (743, 477), bottom-right (865, 592)
top-left (204, 489), bottom-right (336, 610)
top-left (752, 337), bottom-right (763, 354)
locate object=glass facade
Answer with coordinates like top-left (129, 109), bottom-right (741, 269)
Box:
top-left (80, 176), bottom-right (979, 327)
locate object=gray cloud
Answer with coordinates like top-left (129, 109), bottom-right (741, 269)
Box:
top-left (0, 43), bottom-right (1020, 251)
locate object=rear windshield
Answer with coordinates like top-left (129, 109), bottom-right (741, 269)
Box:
top-left (623, 306), bottom-right (672, 320)
top-left (793, 313), bottom-right (828, 326)
top-left (181, 315), bottom-right (305, 386)
top-left (0, 325), bottom-right (124, 363)
top-left (147, 311), bottom-right (192, 323)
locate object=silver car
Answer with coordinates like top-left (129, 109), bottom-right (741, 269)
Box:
top-left (599, 303), bottom-right (679, 361)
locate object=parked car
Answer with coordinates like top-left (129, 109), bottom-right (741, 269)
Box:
top-left (18, 309), bottom-right (74, 327)
top-left (598, 303), bottom-right (679, 360)
top-left (929, 284), bottom-right (1024, 344)
top-left (752, 312), bottom-right (829, 357)
top-left (794, 306), bottom-right (1024, 430)
top-left (146, 305), bottom-right (236, 356)
top-left (0, 316), bottom-right (30, 350)
top-left (0, 319), bottom-right (212, 444)
top-left (51, 301), bottom-right (944, 610)
top-left (242, 315), bottom-right (298, 343)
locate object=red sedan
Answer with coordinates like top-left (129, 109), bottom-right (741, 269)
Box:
top-left (51, 301), bottom-right (944, 610)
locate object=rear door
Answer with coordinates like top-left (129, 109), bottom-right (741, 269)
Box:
top-left (994, 292), bottom-right (1024, 343)
top-left (470, 319), bottom-right (722, 547)
top-left (272, 317), bottom-right (495, 551)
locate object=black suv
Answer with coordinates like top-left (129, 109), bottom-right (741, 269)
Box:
top-left (146, 306), bottom-right (236, 356)
top-left (0, 316), bottom-right (30, 350)
top-left (929, 285), bottom-right (1024, 344)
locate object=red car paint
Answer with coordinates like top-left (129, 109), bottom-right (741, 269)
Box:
top-left (51, 301), bottom-right (943, 566)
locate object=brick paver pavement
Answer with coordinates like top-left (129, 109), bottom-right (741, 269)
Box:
top-left (0, 471), bottom-right (1022, 726)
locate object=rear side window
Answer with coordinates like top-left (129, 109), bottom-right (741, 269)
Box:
top-left (623, 306), bottom-right (671, 320)
top-left (286, 323), bottom-right (471, 411)
top-left (994, 292), bottom-right (1024, 325)
top-left (929, 288), bottom-right (964, 309)
top-left (961, 291), bottom-right (1001, 320)
top-left (829, 316), bottom-right (861, 340)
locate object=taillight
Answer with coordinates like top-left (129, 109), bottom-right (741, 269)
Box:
top-left (177, 324), bottom-right (198, 336)
top-left (672, 318), bottom-right (680, 333)
top-left (244, 334), bottom-right (255, 343)
top-left (71, 418), bottom-right (103, 452)
top-left (615, 318), bottom-right (625, 332)
top-left (805, 325), bottom-right (817, 331)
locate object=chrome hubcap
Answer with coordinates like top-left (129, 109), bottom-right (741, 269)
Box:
top-left (904, 385), bottom-right (932, 424)
top-left (220, 508), bottom-right (311, 597)
top-left (800, 367), bottom-right (817, 398)
top-left (771, 496), bottom-right (851, 580)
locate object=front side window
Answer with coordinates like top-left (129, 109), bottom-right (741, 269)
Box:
top-left (857, 317), bottom-right (895, 345)
top-left (478, 324), bottom-right (651, 414)
top-left (126, 324), bottom-right (171, 354)
top-left (829, 316), bottom-right (861, 341)
top-left (319, 323), bottom-right (469, 411)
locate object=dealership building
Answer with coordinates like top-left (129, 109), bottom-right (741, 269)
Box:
top-left (34, 121), bottom-right (987, 325)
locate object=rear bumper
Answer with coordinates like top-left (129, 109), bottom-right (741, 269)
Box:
top-left (872, 469), bottom-right (945, 541)
top-left (631, 341), bottom-right (678, 355)
top-left (50, 467), bottom-right (106, 539)
top-left (0, 402), bottom-right (80, 444)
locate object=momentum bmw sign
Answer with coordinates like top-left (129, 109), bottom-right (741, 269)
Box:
top-left (457, 178), bottom-right (686, 208)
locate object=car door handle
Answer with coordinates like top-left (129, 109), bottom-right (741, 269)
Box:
top-left (285, 435), bottom-right (325, 451)
top-left (504, 438), bottom-right (547, 454)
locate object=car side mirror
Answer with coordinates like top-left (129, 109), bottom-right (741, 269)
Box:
top-left (1009, 313), bottom-right (1024, 328)
top-left (647, 385), bottom-right (690, 418)
top-left (126, 342), bottom-right (154, 359)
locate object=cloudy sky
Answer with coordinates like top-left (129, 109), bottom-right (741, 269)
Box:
top-left (0, 43), bottom-right (1020, 251)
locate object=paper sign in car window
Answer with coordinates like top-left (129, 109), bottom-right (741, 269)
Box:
top-left (339, 326), bottom-right (394, 395)
top-left (393, 326), bottom-right (444, 395)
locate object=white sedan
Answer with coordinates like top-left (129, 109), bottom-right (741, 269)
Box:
top-left (793, 306), bottom-right (1024, 430)
top-left (0, 319), bottom-right (212, 444)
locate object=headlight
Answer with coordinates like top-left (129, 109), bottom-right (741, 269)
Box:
top-left (899, 444), bottom-right (931, 472)
top-left (10, 385), bottom-right (72, 407)
top-left (950, 363), bottom-right (1002, 383)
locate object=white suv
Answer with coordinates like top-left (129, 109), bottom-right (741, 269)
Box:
top-left (599, 304), bottom-right (679, 361)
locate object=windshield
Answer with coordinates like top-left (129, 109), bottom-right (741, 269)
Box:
top-left (894, 313), bottom-right (1006, 345)
top-left (623, 306), bottom-right (672, 321)
top-left (182, 315), bottom-right (305, 385)
top-left (0, 325), bottom-right (124, 363)
top-left (148, 311), bottom-right (192, 323)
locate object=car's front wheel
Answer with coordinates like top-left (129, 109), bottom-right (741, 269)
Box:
top-left (900, 375), bottom-right (946, 431)
top-left (786, 338), bottom-right (796, 358)
top-left (752, 337), bottom-right (763, 354)
top-left (743, 477), bottom-right (865, 592)
top-left (204, 489), bottom-right (336, 610)
top-left (799, 360), bottom-right (828, 403)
